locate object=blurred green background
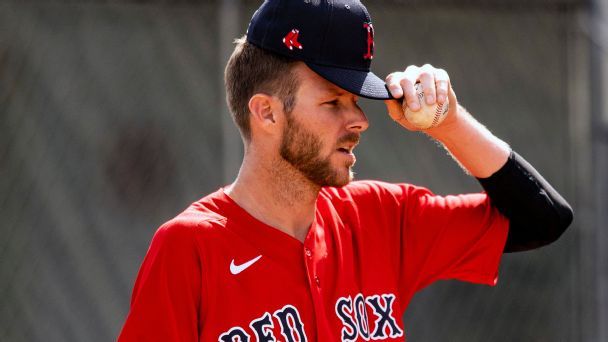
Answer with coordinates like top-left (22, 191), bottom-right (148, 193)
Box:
top-left (1, 0), bottom-right (606, 341)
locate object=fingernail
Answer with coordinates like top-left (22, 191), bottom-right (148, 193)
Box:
top-left (437, 94), bottom-right (445, 103)
top-left (410, 102), bottom-right (420, 111)
top-left (426, 95), bottom-right (434, 105)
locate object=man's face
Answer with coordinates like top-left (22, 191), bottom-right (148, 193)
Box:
top-left (278, 64), bottom-right (369, 187)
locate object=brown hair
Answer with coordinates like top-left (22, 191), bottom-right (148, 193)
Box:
top-left (225, 36), bottom-right (300, 142)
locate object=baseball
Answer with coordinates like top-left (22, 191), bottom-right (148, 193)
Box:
top-left (402, 83), bottom-right (449, 130)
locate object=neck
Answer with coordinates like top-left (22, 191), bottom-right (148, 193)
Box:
top-left (226, 150), bottom-right (320, 242)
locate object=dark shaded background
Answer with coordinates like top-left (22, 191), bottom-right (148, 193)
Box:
top-left (1, 0), bottom-right (606, 341)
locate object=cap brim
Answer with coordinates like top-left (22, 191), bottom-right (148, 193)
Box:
top-left (306, 63), bottom-right (392, 100)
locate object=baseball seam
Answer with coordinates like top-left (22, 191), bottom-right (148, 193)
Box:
top-left (432, 103), bottom-right (445, 127)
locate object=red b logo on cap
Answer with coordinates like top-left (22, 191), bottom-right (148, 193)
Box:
top-left (363, 22), bottom-right (374, 60)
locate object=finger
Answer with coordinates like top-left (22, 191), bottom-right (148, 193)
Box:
top-left (435, 68), bottom-right (450, 104)
top-left (401, 65), bottom-right (420, 111)
top-left (419, 64), bottom-right (436, 105)
top-left (447, 83), bottom-right (457, 113)
top-left (385, 72), bottom-right (404, 99)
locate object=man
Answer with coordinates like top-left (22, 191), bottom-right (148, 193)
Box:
top-left (119, 0), bottom-right (573, 341)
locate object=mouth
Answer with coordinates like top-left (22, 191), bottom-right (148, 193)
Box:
top-left (336, 142), bottom-right (357, 155)
top-left (335, 145), bottom-right (357, 166)
top-left (337, 147), bottom-right (352, 154)
top-left (335, 133), bottom-right (360, 162)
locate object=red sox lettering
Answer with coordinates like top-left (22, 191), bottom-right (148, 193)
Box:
top-left (219, 293), bottom-right (402, 341)
top-left (335, 293), bottom-right (403, 341)
top-left (218, 305), bottom-right (307, 342)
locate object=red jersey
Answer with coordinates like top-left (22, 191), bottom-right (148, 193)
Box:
top-left (118, 180), bottom-right (509, 341)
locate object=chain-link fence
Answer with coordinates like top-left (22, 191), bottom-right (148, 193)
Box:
top-left (0, 0), bottom-right (599, 341)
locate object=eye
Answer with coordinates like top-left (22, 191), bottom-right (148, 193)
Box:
top-left (323, 99), bottom-right (339, 106)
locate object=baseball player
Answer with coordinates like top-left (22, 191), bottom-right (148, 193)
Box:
top-left (118, 0), bottom-right (573, 341)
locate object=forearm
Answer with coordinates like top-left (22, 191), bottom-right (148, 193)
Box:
top-left (427, 106), bottom-right (572, 252)
top-left (427, 105), bottom-right (510, 178)
top-left (382, 65), bottom-right (573, 252)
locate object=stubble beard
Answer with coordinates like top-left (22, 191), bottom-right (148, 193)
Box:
top-left (279, 113), bottom-right (356, 188)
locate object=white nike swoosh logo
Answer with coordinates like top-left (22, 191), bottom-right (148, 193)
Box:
top-left (230, 255), bottom-right (262, 275)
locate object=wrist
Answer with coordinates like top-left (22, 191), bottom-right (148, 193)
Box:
top-left (425, 104), bottom-right (469, 143)
top-left (423, 104), bottom-right (510, 178)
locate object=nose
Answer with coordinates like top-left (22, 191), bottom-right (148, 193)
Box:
top-left (346, 105), bottom-right (369, 133)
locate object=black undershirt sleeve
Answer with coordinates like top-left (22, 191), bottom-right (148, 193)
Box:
top-left (477, 151), bottom-right (574, 253)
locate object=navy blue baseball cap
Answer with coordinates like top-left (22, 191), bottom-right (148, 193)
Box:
top-left (246, 0), bottom-right (391, 100)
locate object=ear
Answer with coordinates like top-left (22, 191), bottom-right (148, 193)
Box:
top-left (248, 93), bottom-right (280, 132)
